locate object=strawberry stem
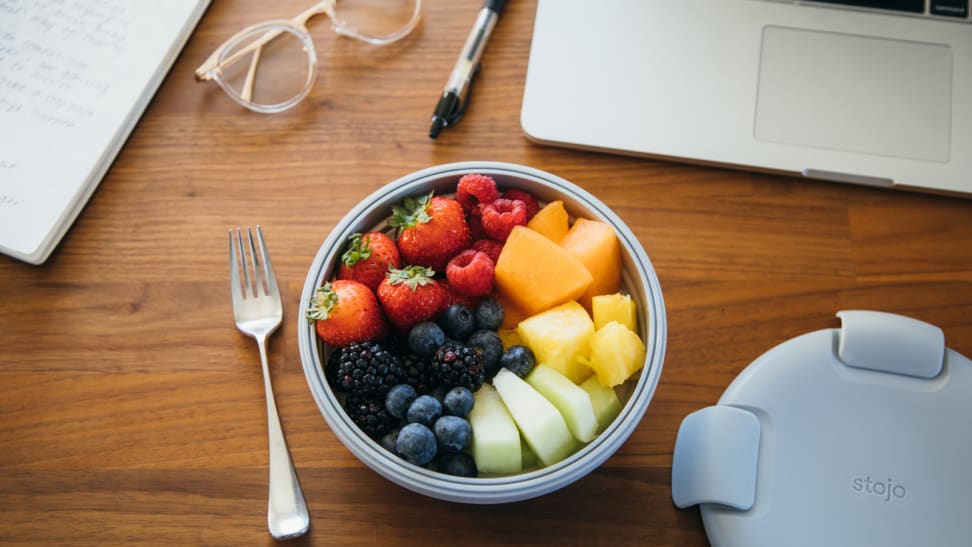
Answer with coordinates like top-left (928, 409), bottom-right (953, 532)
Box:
top-left (389, 192), bottom-right (433, 230)
top-left (341, 233), bottom-right (373, 267)
top-left (386, 265), bottom-right (436, 290)
top-left (306, 283), bottom-right (338, 321)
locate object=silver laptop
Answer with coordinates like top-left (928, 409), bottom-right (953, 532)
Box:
top-left (521, 0), bottom-right (972, 196)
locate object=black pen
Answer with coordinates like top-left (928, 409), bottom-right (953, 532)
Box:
top-left (429, 0), bottom-right (507, 139)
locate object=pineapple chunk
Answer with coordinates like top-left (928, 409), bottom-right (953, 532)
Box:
top-left (588, 321), bottom-right (646, 387)
top-left (468, 384), bottom-right (522, 475)
top-left (517, 300), bottom-right (595, 383)
top-left (592, 293), bottom-right (638, 332)
top-left (579, 376), bottom-right (622, 433)
top-left (497, 328), bottom-right (523, 350)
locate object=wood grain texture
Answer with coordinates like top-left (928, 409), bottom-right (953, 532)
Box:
top-left (1, 1), bottom-right (970, 545)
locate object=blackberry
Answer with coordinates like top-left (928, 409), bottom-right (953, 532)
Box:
top-left (344, 393), bottom-right (398, 438)
top-left (330, 341), bottom-right (405, 396)
top-left (431, 342), bottom-right (485, 391)
top-left (399, 350), bottom-right (436, 394)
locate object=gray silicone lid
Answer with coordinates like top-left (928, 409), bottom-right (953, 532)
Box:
top-left (672, 311), bottom-right (971, 547)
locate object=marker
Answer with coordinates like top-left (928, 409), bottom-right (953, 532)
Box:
top-left (429, 0), bottom-right (507, 139)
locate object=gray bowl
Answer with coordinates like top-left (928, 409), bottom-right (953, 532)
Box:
top-left (298, 161), bottom-right (667, 503)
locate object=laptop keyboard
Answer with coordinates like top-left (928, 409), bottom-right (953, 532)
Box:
top-left (788, 0), bottom-right (970, 20)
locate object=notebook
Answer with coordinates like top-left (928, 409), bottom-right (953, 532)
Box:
top-left (521, 0), bottom-right (972, 197)
top-left (0, 0), bottom-right (210, 265)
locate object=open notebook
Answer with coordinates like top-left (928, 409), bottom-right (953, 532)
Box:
top-left (0, 0), bottom-right (210, 265)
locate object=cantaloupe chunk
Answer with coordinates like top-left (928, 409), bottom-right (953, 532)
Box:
top-left (526, 200), bottom-right (570, 243)
top-left (592, 293), bottom-right (637, 331)
top-left (496, 291), bottom-right (530, 330)
top-left (559, 219), bottom-right (622, 311)
top-left (494, 226), bottom-right (593, 317)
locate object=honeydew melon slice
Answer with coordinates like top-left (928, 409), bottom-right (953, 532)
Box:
top-left (492, 368), bottom-right (578, 467)
top-left (468, 383), bottom-right (522, 475)
top-left (579, 375), bottom-right (622, 434)
top-left (526, 365), bottom-right (598, 442)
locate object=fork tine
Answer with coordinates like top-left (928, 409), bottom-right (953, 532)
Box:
top-left (236, 227), bottom-right (253, 298)
top-left (254, 225), bottom-right (280, 298)
top-left (229, 228), bottom-right (243, 304)
top-left (246, 226), bottom-right (265, 296)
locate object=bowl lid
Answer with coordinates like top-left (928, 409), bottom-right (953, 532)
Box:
top-left (671, 310), bottom-right (972, 547)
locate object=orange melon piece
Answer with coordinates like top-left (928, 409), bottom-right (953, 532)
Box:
top-left (496, 291), bottom-right (530, 330)
top-left (526, 200), bottom-right (569, 243)
top-left (559, 219), bottom-right (622, 311)
top-left (494, 226), bottom-right (593, 317)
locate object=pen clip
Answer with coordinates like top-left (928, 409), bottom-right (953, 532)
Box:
top-left (447, 63), bottom-right (481, 126)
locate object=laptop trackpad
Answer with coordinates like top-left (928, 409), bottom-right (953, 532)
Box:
top-left (754, 26), bottom-right (952, 162)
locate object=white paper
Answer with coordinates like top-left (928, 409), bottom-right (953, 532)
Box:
top-left (0, 0), bottom-right (208, 264)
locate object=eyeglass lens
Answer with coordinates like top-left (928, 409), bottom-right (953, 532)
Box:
top-left (332, 0), bottom-right (420, 41)
top-left (217, 24), bottom-right (315, 111)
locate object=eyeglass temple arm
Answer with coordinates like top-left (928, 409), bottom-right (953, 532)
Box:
top-left (194, 0), bottom-right (333, 82)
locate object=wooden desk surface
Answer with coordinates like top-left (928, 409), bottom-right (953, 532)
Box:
top-left (2, 1), bottom-right (970, 544)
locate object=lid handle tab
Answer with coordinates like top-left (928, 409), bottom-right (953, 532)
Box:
top-left (671, 406), bottom-right (760, 511)
top-left (836, 310), bottom-right (945, 379)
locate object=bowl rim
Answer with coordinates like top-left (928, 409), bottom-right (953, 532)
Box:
top-left (297, 161), bottom-right (667, 503)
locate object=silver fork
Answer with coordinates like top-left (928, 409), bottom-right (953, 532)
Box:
top-left (229, 226), bottom-right (310, 540)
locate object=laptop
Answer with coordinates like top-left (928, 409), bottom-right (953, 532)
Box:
top-left (521, 0), bottom-right (972, 197)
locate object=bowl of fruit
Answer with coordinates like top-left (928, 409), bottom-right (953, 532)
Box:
top-left (297, 161), bottom-right (666, 503)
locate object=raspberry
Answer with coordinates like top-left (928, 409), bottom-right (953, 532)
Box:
top-left (470, 239), bottom-right (502, 264)
top-left (466, 213), bottom-right (487, 240)
top-left (501, 189), bottom-right (540, 220)
top-left (445, 249), bottom-right (495, 297)
top-left (478, 198), bottom-right (527, 242)
top-left (457, 174), bottom-right (500, 215)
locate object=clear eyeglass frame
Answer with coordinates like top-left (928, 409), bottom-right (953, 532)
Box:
top-left (195, 0), bottom-right (422, 114)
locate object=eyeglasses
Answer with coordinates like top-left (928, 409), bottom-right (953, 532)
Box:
top-left (195, 0), bottom-right (421, 114)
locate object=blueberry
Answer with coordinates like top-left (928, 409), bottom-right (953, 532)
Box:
top-left (467, 329), bottom-right (503, 379)
top-left (408, 321), bottom-right (445, 357)
top-left (379, 428), bottom-right (400, 454)
top-left (442, 386), bottom-right (475, 418)
top-left (433, 415), bottom-right (472, 453)
top-left (437, 304), bottom-right (476, 341)
top-left (385, 384), bottom-right (418, 419)
top-left (406, 394), bottom-right (442, 427)
top-left (396, 423), bottom-right (437, 465)
top-left (474, 299), bottom-right (504, 331)
top-left (438, 451), bottom-right (478, 477)
top-left (501, 345), bottom-right (536, 378)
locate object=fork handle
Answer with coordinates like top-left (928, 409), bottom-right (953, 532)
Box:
top-left (256, 337), bottom-right (310, 540)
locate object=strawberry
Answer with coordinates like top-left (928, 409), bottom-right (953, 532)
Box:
top-left (389, 193), bottom-right (470, 273)
top-left (306, 280), bottom-right (388, 347)
top-left (446, 249), bottom-right (495, 298)
top-left (337, 232), bottom-right (401, 291)
top-left (377, 265), bottom-right (451, 332)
